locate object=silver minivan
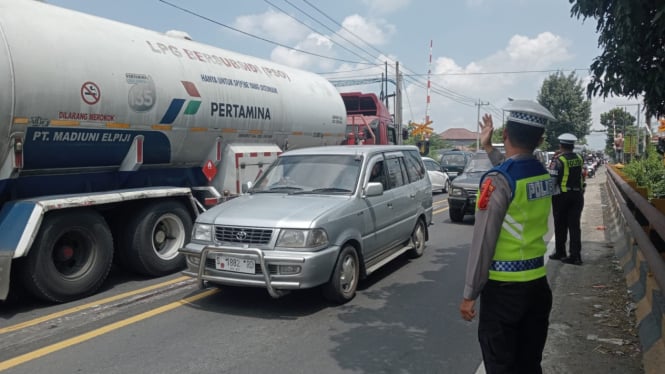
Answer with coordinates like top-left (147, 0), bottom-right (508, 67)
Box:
top-left (179, 145), bottom-right (433, 303)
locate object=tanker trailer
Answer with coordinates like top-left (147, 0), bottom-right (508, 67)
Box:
top-left (0, 0), bottom-right (346, 302)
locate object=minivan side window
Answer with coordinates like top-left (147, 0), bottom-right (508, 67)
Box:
top-left (385, 157), bottom-right (406, 188)
top-left (403, 150), bottom-right (425, 182)
top-left (368, 157), bottom-right (387, 189)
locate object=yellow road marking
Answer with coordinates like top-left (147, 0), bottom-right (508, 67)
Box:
top-left (433, 206), bottom-right (448, 215)
top-left (0, 288), bottom-right (219, 372)
top-left (0, 276), bottom-right (192, 335)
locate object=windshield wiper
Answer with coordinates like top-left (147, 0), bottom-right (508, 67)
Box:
top-left (294, 187), bottom-right (352, 194)
top-left (251, 186), bottom-right (304, 193)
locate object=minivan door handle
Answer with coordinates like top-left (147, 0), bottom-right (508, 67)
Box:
top-left (409, 193), bottom-right (416, 198)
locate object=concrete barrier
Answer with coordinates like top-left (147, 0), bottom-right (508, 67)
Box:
top-left (605, 167), bottom-right (665, 374)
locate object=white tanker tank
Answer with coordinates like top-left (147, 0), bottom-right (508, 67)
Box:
top-left (0, 0), bottom-right (346, 198)
top-left (0, 0), bottom-right (349, 303)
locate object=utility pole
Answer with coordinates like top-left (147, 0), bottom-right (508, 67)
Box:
top-left (395, 61), bottom-right (402, 144)
top-left (476, 99), bottom-right (490, 150)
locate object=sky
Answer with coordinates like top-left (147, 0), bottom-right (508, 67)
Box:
top-left (45, 0), bottom-right (645, 149)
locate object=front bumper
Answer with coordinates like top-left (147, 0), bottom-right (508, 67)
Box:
top-left (448, 195), bottom-right (477, 214)
top-left (179, 243), bottom-right (340, 298)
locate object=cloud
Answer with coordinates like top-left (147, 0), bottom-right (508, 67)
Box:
top-left (425, 32), bottom-right (573, 102)
top-left (361, 0), bottom-right (410, 14)
top-left (338, 14), bottom-right (395, 46)
top-left (271, 33), bottom-right (336, 70)
top-left (403, 32), bottom-right (578, 130)
top-left (233, 9), bottom-right (309, 43)
top-left (339, 14), bottom-right (396, 45)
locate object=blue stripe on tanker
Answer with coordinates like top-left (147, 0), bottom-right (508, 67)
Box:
top-left (0, 201), bottom-right (36, 253)
top-left (0, 167), bottom-right (209, 202)
top-left (23, 128), bottom-right (170, 169)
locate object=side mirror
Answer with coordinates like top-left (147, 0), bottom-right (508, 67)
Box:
top-left (364, 182), bottom-right (384, 197)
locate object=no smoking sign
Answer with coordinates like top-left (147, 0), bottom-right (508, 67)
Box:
top-left (81, 81), bottom-right (101, 105)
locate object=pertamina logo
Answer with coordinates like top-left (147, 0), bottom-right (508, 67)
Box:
top-left (160, 81), bottom-right (202, 124)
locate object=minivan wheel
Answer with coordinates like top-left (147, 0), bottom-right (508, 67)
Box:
top-left (449, 207), bottom-right (464, 222)
top-left (407, 219), bottom-right (426, 258)
top-left (323, 245), bottom-right (359, 304)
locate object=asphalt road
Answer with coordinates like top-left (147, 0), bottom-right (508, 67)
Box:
top-left (1, 193), bottom-right (486, 374)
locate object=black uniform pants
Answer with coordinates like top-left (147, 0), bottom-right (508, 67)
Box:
top-left (478, 277), bottom-right (552, 374)
top-left (552, 191), bottom-right (584, 260)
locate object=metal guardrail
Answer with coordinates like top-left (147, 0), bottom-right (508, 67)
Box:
top-left (606, 166), bottom-right (665, 291)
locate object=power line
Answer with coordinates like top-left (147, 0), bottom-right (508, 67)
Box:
top-left (276, 0), bottom-right (380, 63)
top-left (316, 65), bottom-right (382, 75)
top-left (157, 0), bottom-right (375, 65)
top-left (263, 0), bottom-right (374, 64)
top-left (405, 68), bottom-right (591, 77)
top-left (301, 0), bottom-right (386, 59)
top-left (299, 0), bottom-right (480, 106)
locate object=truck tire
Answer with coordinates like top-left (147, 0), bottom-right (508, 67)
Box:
top-left (407, 218), bottom-right (426, 258)
top-left (19, 210), bottom-right (114, 303)
top-left (449, 207), bottom-right (464, 222)
top-left (322, 245), bottom-right (359, 304)
top-left (119, 200), bottom-right (192, 276)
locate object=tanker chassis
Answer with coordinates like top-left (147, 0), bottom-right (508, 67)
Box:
top-left (0, 0), bottom-right (399, 302)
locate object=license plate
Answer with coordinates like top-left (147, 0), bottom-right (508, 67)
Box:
top-left (215, 255), bottom-right (255, 274)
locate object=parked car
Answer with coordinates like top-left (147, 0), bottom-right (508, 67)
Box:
top-left (447, 151), bottom-right (494, 222)
top-left (439, 150), bottom-right (472, 182)
top-left (179, 145), bottom-right (433, 304)
top-left (422, 156), bottom-right (450, 193)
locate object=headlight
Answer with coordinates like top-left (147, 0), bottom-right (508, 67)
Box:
top-left (192, 223), bottom-right (213, 242)
top-left (450, 187), bottom-right (466, 197)
top-left (276, 229), bottom-right (328, 249)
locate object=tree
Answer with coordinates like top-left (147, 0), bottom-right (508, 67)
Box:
top-left (570, 1), bottom-right (665, 117)
top-left (537, 71), bottom-right (592, 151)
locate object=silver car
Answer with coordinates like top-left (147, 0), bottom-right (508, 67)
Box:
top-left (179, 145), bottom-right (433, 303)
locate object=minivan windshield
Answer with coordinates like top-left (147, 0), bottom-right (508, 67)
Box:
top-left (251, 155), bottom-right (362, 194)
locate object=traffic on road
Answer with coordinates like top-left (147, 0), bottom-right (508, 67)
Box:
top-left (1, 191), bottom-right (487, 374)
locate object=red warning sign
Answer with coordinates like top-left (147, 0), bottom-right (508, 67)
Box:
top-left (202, 160), bottom-right (217, 182)
top-left (81, 81), bottom-right (101, 105)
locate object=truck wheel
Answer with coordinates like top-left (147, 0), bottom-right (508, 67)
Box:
top-left (407, 219), bottom-right (426, 258)
top-left (19, 210), bottom-right (113, 303)
top-left (323, 245), bottom-right (359, 304)
top-left (120, 200), bottom-right (192, 276)
top-left (449, 207), bottom-right (464, 222)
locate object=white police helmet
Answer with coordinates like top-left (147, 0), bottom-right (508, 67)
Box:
top-left (504, 100), bottom-right (556, 128)
top-left (558, 133), bottom-right (577, 145)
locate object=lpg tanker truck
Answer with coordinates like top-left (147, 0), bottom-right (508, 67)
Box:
top-left (0, 0), bottom-right (400, 302)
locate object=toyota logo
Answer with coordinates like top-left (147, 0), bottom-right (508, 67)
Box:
top-left (235, 231), bottom-right (248, 241)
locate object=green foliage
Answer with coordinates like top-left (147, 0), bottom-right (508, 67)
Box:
top-left (537, 71), bottom-right (592, 151)
top-left (622, 145), bottom-right (665, 199)
top-left (570, 1), bottom-right (665, 117)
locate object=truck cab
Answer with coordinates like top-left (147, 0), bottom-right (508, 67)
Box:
top-left (341, 92), bottom-right (398, 145)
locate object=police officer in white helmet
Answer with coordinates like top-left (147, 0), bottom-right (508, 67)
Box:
top-left (461, 100), bottom-right (555, 373)
top-left (548, 133), bottom-right (585, 265)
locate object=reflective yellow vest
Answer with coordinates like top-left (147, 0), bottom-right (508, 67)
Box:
top-left (558, 153), bottom-right (584, 192)
top-left (479, 158), bottom-right (553, 282)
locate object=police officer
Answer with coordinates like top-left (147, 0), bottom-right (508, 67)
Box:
top-left (460, 100), bottom-right (554, 374)
top-left (548, 133), bottom-right (585, 265)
